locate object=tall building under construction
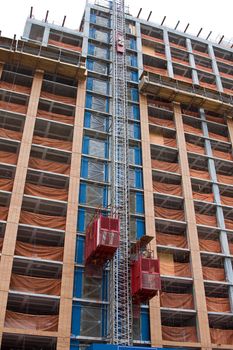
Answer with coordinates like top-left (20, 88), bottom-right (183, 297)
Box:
top-left (0, 0), bottom-right (233, 349)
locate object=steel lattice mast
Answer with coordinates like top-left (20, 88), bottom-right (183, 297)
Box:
top-left (109, 0), bottom-right (133, 345)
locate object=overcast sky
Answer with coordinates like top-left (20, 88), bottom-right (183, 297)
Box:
top-left (0, 0), bottom-right (232, 46)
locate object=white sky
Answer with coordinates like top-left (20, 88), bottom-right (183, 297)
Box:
top-left (0, 0), bottom-right (232, 46)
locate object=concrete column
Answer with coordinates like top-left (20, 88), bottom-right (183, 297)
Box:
top-left (22, 20), bottom-right (32, 40)
top-left (200, 109), bottom-right (233, 311)
top-left (186, 38), bottom-right (199, 85)
top-left (208, 45), bottom-right (223, 93)
top-left (42, 26), bottom-right (50, 46)
top-left (57, 79), bottom-right (86, 350)
top-left (140, 94), bottom-right (162, 347)
top-left (0, 70), bottom-right (43, 340)
top-left (174, 103), bottom-right (212, 350)
top-left (135, 21), bottom-right (143, 78)
top-left (163, 30), bottom-right (174, 79)
top-left (82, 4), bottom-right (91, 57)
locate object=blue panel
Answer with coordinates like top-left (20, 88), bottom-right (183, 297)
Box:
top-left (105, 141), bottom-right (109, 158)
top-left (90, 13), bottom-right (96, 24)
top-left (103, 186), bottom-right (108, 207)
top-left (82, 136), bottom-right (89, 154)
top-left (132, 105), bottom-right (140, 120)
top-left (134, 147), bottom-right (142, 165)
top-left (87, 345), bottom-right (179, 350)
top-left (77, 208), bottom-right (85, 232)
top-left (106, 97), bottom-right (109, 113)
top-left (104, 163), bottom-right (108, 182)
top-left (79, 183), bottom-right (86, 204)
top-left (131, 88), bottom-right (139, 102)
top-left (141, 308), bottom-right (150, 341)
top-left (87, 77), bottom-right (93, 90)
top-left (84, 111), bottom-right (91, 128)
top-left (71, 303), bottom-right (81, 336)
top-left (86, 59), bottom-right (94, 71)
top-left (131, 55), bottom-right (138, 67)
top-left (130, 38), bottom-right (137, 50)
top-left (133, 123), bottom-right (141, 139)
top-left (89, 27), bottom-right (96, 39)
top-left (88, 43), bottom-right (95, 55)
top-left (81, 158), bottom-right (88, 178)
top-left (135, 169), bottom-right (143, 189)
top-left (136, 218), bottom-right (145, 239)
top-left (131, 70), bottom-right (138, 82)
top-left (73, 268), bottom-right (83, 298)
top-left (135, 193), bottom-right (144, 214)
top-left (85, 93), bottom-right (92, 109)
top-left (75, 235), bottom-right (85, 263)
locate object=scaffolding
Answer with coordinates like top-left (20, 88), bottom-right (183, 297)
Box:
top-left (109, 0), bottom-right (132, 345)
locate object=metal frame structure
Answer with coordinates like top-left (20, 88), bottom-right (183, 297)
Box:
top-left (110, 0), bottom-right (132, 345)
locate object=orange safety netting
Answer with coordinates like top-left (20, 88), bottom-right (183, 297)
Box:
top-left (225, 218), bottom-right (233, 230)
top-left (148, 116), bottom-right (174, 128)
top-left (160, 291), bottom-right (194, 309)
top-left (0, 150), bottom-right (18, 165)
top-left (206, 297), bottom-right (230, 312)
top-left (213, 149), bottom-right (233, 161)
top-left (48, 39), bottom-right (82, 53)
top-left (183, 123), bottom-right (203, 135)
top-left (206, 115), bottom-right (226, 124)
top-left (229, 243), bottom-right (233, 255)
top-left (0, 100), bottom-right (27, 114)
top-left (37, 110), bottom-right (74, 125)
top-left (32, 135), bottom-right (72, 152)
top-left (20, 210), bottom-right (66, 230)
top-left (0, 81), bottom-right (31, 94)
top-left (162, 325), bottom-right (197, 342)
top-left (164, 137), bottom-right (177, 148)
top-left (221, 195), bottom-right (233, 206)
top-left (151, 159), bottom-right (180, 173)
top-left (217, 174), bottom-right (233, 185)
top-left (5, 310), bottom-right (58, 332)
top-left (144, 65), bottom-right (168, 77)
top-left (156, 232), bottom-right (187, 248)
top-left (28, 157), bottom-right (70, 175)
top-left (147, 99), bottom-right (173, 111)
top-left (182, 109), bottom-right (199, 118)
top-left (199, 238), bottom-right (221, 253)
top-left (208, 131), bottom-right (228, 142)
top-left (186, 142), bottom-right (205, 154)
top-left (210, 328), bottom-right (233, 344)
top-left (190, 169), bottom-right (210, 180)
top-left (153, 182), bottom-right (182, 196)
top-left (193, 192), bottom-right (214, 202)
top-left (195, 213), bottom-right (217, 227)
top-left (10, 273), bottom-right (61, 296)
top-left (160, 261), bottom-right (191, 277)
top-left (40, 91), bottom-right (76, 105)
top-left (0, 127), bottom-right (22, 141)
top-left (15, 240), bottom-right (63, 261)
top-left (0, 206), bottom-right (8, 221)
top-left (202, 266), bottom-right (225, 281)
top-left (155, 206), bottom-right (185, 221)
top-left (24, 182), bottom-right (68, 201)
top-left (0, 178), bottom-right (13, 191)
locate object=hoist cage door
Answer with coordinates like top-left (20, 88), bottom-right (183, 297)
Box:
top-left (85, 215), bottom-right (120, 265)
top-left (131, 256), bottom-right (161, 302)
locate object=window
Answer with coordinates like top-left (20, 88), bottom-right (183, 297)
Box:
top-left (86, 93), bottom-right (109, 113)
top-left (81, 158), bottom-right (108, 182)
top-left (87, 59), bottom-right (108, 75)
top-left (29, 24), bottom-right (45, 42)
top-left (87, 77), bottom-right (109, 94)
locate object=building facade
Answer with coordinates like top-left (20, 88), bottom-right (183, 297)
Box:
top-left (0, 0), bottom-right (233, 349)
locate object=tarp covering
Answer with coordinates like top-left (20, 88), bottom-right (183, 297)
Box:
top-left (217, 174), bottom-right (233, 185)
top-left (10, 273), bottom-right (61, 296)
top-left (151, 159), bottom-right (180, 173)
top-left (224, 218), bottom-right (233, 230)
top-left (182, 109), bottom-right (199, 118)
top-left (186, 142), bottom-right (205, 154)
top-left (20, 210), bottom-right (66, 230)
top-left (0, 206), bottom-right (8, 221)
top-left (0, 237), bottom-right (3, 250)
top-left (0, 81), bottom-right (31, 94)
top-left (199, 238), bottom-right (221, 253)
top-left (24, 183), bottom-right (68, 201)
top-left (156, 232), bottom-right (187, 248)
top-left (0, 178), bottom-right (13, 191)
top-left (206, 297), bottom-right (230, 312)
top-left (213, 149), bottom-right (232, 161)
top-left (208, 132), bottom-right (228, 142)
top-left (147, 99), bottom-right (173, 111)
top-left (28, 157), bottom-right (70, 175)
top-left (160, 291), bottom-right (194, 309)
top-left (37, 109), bottom-right (74, 125)
top-left (32, 135), bottom-right (72, 151)
top-left (148, 116), bottom-right (174, 128)
top-left (144, 65), bottom-right (168, 77)
top-left (40, 91), bottom-right (76, 105)
top-left (155, 206), bottom-right (185, 221)
top-left (206, 115), bottom-right (226, 125)
top-left (221, 195), bottom-right (233, 206)
top-left (190, 169), bottom-right (210, 180)
top-left (48, 39), bottom-right (82, 52)
top-left (160, 261), bottom-right (191, 277)
top-left (0, 150), bottom-right (18, 165)
top-left (153, 182), bottom-right (182, 196)
top-left (193, 191), bottom-right (214, 202)
top-left (15, 240), bottom-right (63, 261)
top-left (196, 213), bottom-right (217, 227)
top-left (163, 137), bottom-right (177, 148)
top-left (162, 325), bottom-right (197, 342)
top-left (183, 124), bottom-right (202, 135)
top-left (210, 328), bottom-right (233, 344)
top-left (202, 266), bottom-right (225, 281)
top-left (5, 310), bottom-right (58, 331)
top-left (0, 100), bottom-right (27, 114)
top-left (0, 127), bottom-right (22, 141)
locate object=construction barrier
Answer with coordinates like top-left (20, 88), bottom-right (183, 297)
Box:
top-left (0, 127), bottom-right (22, 141)
top-left (15, 240), bottom-right (63, 261)
top-left (37, 109), bottom-right (74, 125)
top-left (5, 310), bottom-right (58, 331)
top-left (20, 210), bottom-right (66, 230)
top-left (162, 325), bottom-right (197, 342)
top-left (32, 135), bottom-right (72, 151)
top-left (28, 157), bottom-right (70, 175)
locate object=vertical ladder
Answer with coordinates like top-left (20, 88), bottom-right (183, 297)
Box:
top-left (110, 0), bottom-right (132, 345)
